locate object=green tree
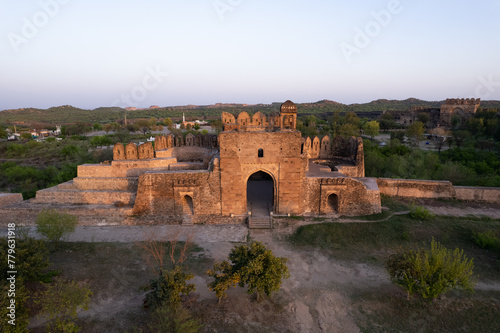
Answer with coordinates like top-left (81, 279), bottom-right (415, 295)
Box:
top-left (345, 111), bottom-right (361, 126)
top-left (163, 117), bottom-right (173, 128)
top-left (379, 113), bottom-right (397, 130)
top-left (103, 123), bottom-right (113, 133)
top-left (92, 122), bottom-right (103, 131)
top-left (386, 239), bottom-right (475, 301)
top-left (0, 237), bottom-right (49, 282)
top-left (429, 127), bottom-right (450, 153)
top-left (90, 135), bottom-right (112, 147)
top-left (145, 266), bottom-right (196, 309)
top-left (36, 278), bottom-right (92, 333)
top-left (126, 124), bottom-right (139, 133)
top-left (146, 303), bottom-right (202, 333)
top-left (363, 121), bottom-right (380, 139)
top-left (406, 121), bottom-right (425, 147)
top-left (36, 209), bottom-right (78, 249)
top-left (339, 123), bottom-right (360, 138)
top-left (136, 119), bottom-right (152, 135)
top-left (20, 132), bottom-right (32, 140)
top-left (0, 127), bottom-right (7, 139)
top-left (210, 119), bottom-right (223, 134)
top-left (207, 242), bottom-right (289, 301)
top-left (206, 260), bottom-right (240, 303)
top-left (0, 280), bottom-right (29, 333)
top-left (417, 113), bottom-right (430, 125)
top-left (194, 123), bottom-right (200, 130)
top-left (452, 130), bottom-right (470, 148)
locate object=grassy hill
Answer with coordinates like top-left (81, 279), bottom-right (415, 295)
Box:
top-left (1, 99), bottom-right (499, 125)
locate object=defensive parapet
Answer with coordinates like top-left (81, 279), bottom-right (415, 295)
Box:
top-left (222, 100), bottom-right (297, 132)
top-left (112, 134), bottom-right (218, 160)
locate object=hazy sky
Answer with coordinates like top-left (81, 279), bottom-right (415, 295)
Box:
top-left (1, 0), bottom-right (499, 110)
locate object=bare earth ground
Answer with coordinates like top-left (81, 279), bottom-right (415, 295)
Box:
top-left (4, 200), bottom-right (500, 332)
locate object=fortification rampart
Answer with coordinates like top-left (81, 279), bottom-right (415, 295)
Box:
top-left (377, 178), bottom-right (500, 202)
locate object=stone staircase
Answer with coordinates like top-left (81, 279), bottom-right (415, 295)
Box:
top-left (182, 215), bottom-right (194, 226)
top-left (248, 216), bottom-right (273, 229)
top-left (33, 176), bottom-right (138, 206)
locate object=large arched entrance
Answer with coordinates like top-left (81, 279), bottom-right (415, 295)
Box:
top-left (247, 171), bottom-right (274, 216)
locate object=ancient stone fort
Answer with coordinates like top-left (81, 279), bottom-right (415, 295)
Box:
top-left (1, 100), bottom-right (499, 227)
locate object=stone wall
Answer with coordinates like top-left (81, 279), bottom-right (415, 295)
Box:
top-left (155, 146), bottom-right (217, 168)
top-left (304, 177), bottom-right (381, 216)
top-left (133, 159), bottom-right (223, 221)
top-left (377, 178), bottom-right (500, 203)
top-left (440, 98), bottom-right (480, 126)
top-left (0, 193), bottom-right (23, 208)
top-left (377, 178), bottom-right (455, 198)
top-left (78, 158), bottom-right (178, 178)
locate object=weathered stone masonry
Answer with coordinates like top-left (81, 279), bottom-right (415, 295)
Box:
top-left (15, 100), bottom-right (382, 225)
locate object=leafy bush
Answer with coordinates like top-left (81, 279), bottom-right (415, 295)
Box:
top-left (472, 231), bottom-right (500, 253)
top-left (409, 203), bottom-right (434, 220)
top-left (145, 266), bottom-right (196, 309)
top-left (36, 209), bottom-right (78, 249)
top-left (386, 239), bottom-right (475, 300)
top-left (207, 241), bottom-right (290, 301)
top-left (145, 303), bottom-right (202, 333)
top-left (36, 278), bottom-right (92, 333)
top-left (0, 237), bottom-right (49, 282)
top-left (0, 279), bottom-right (29, 333)
top-left (61, 145), bottom-right (80, 157)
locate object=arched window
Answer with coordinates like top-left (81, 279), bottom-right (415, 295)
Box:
top-left (258, 148), bottom-right (264, 158)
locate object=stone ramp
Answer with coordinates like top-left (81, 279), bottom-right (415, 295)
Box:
top-left (33, 187), bottom-right (136, 205)
top-left (33, 175), bottom-right (139, 206)
top-left (0, 224), bottom-right (248, 243)
top-left (0, 202), bottom-right (134, 226)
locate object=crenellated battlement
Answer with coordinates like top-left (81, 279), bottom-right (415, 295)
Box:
top-left (222, 100), bottom-right (297, 132)
top-left (445, 98), bottom-right (480, 106)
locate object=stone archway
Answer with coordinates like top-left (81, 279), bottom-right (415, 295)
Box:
top-left (327, 193), bottom-right (339, 213)
top-left (247, 171), bottom-right (274, 216)
top-left (183, 195), bottom-right (194, 215)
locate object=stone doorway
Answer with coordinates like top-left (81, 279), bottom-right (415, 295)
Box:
top-left (327, 193), bottom-right (339, 213)
top-left (183, 195), bottom-right (194, 215)
top-left (247, 171), bottom-right (274, 217)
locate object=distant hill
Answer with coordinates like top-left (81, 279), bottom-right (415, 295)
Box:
top-left (1, 99), bottom-right (499, 125)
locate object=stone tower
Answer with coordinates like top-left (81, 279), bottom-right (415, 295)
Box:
top-left (280, 100), bottom-right (297, 130)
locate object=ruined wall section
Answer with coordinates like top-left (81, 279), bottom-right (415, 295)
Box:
top-left (378, 178), bottom-right (500, 203)
top-left (440, 98), bottom-right (480, 126)
top-left (133, 158), bottom-right (223, 222)
top-left (302, 135), bottom-right (365, 177)
top-left (304, 177), bottom-right (381, 216)
top-left (219, 131), bottom-right (305, 216)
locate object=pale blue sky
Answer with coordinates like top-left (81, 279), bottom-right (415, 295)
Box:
top-left (1, 0), bottom-right (499, 110)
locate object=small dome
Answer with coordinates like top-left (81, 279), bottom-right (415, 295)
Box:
top-left (281, 100), bottom-right (297, 113)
